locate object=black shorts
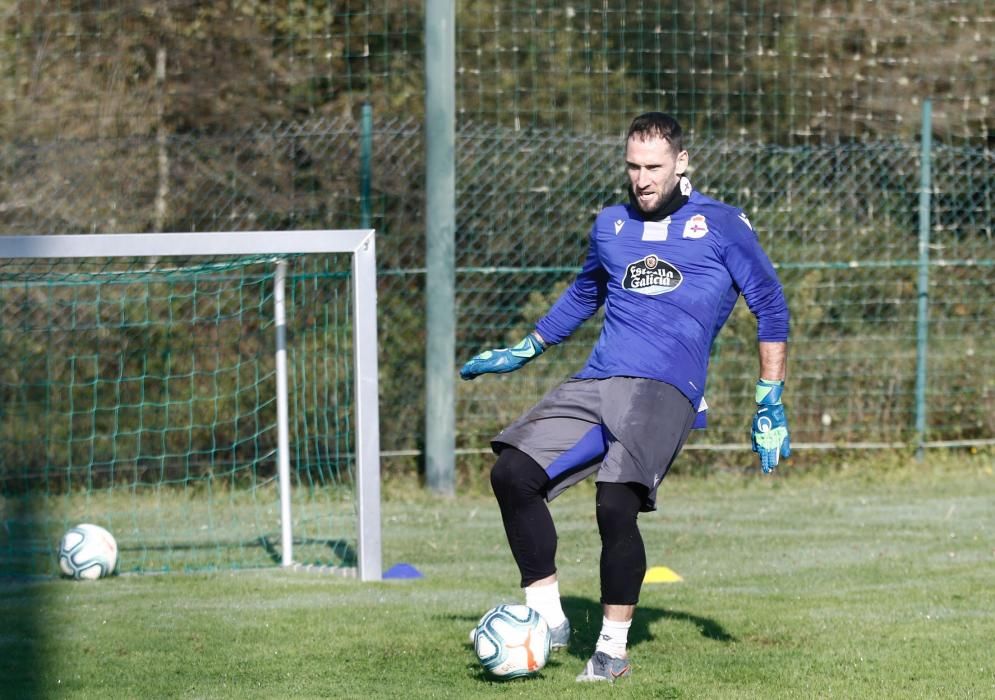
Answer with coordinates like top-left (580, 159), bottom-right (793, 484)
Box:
top-left (491, 377), bottom-right (696, 511)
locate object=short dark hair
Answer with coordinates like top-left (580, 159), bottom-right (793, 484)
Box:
top-left (626, 112), bottom-right (684, 153)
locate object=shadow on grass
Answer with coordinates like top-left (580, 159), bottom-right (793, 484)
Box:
top-left (258, 536), bottom-right (357, 567)
top-left (560, 595), bottom-right (737, 659)
top-left (459, 594), bottom-right (736, 683)
top-left (456, 596), bottom-right (736, 654)
top-left (0, 496), bottom-right (44, 698)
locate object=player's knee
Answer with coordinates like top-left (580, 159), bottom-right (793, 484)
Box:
top-left (595, 482), bottom-right (645, 533)
top-left (489, 458), bottom-right (515, 499)
top-left (490, 448), bottom-right (548, 502)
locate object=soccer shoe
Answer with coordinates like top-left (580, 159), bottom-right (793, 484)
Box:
top-left (469, 617), bottom-right (571, 650)
top-left (547, 618), bottom-right (571, 651)
top-left (575, 651), bottom-right (632, 683)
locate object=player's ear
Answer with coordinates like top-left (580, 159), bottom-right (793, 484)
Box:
top-left (675, 150), bottom-right (689, 175)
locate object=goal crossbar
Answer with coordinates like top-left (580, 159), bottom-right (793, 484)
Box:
top-left (0, 230), bottom-right (375, 259)
top-left (0, 230), bottom-right (383, 581)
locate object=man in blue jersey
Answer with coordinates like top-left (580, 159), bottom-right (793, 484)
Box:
top-left (461, 112), bottom-right (790, 683)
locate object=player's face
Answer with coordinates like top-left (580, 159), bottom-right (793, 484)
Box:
top-left (625, 135), bottom-right (689, 214)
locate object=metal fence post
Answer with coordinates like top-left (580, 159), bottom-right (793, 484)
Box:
top-left (914, 99), bottom-right (932, 458)
top-left (360, 103), bottom-right (372, 229)
top-left (424, 0), bottom-right (456, 494)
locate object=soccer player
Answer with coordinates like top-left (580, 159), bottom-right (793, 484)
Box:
top-left (460, 112), bottom-right (791, 683)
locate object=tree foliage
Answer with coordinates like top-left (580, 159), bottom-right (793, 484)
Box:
top-left (2, 1), bottom-right (990, 143)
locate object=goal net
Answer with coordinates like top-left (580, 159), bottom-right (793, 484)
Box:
top-left (0, 231), bottom-right (382, 580)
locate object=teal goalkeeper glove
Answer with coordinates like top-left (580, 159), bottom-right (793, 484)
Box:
top-left (459, 333), bottom-right (545, 380)
top-left (752, 380), bottom-right (791, 473)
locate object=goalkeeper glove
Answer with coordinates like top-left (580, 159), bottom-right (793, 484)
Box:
top-left (459, 332), bottom-right (545, 380)
top-left (751, 379), bottom-right (791, 474)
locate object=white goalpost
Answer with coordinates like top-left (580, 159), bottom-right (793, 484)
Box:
top-left (0, 230), bottom-right (383, 581)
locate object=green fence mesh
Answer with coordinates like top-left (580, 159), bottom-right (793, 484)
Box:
top-left (0, 1), bottom-right (992, 573)
top-left (450, 130), bottom-right (993, 455)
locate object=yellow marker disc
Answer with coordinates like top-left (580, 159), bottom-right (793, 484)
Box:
top-left (643, 566), bottom-right (684, 583)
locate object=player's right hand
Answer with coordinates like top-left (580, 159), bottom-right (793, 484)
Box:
top-left (459, 333), bottom-right (545, 380)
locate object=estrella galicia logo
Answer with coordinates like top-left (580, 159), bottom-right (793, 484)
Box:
top-left (622, 254), bottom-right (683, 295)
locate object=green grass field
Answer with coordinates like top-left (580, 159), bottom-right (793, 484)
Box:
top-left (2, 456), bottom-right (993, 698)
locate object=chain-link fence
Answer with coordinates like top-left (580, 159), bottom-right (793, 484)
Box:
top-left (1, 120), bottom-right (991, 466)
top-left (451, 127), bottom-right (994, 463)
top-left (1, 1), bottom-right (992, 476)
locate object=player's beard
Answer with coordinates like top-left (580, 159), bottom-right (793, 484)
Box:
top-left (628, 179), bottom-right (686, 221)
top-left (634, 188), bottom-right (665, 213)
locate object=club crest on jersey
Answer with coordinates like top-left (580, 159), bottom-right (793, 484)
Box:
top-left (622, 254), bottom-right (683, 295)
top-left (682, 214), bottom-right (708, 239)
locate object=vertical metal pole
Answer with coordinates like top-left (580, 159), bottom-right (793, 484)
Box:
top-left (360, 103), bottom-right (372, 229)
top-left (274, 260), bottom-right (294, 565)
top-left (914, 99), bottom-right (932, 459)
top-left (154, 45), bottom-right (168, 234)
top-left (424, 0), bottom-right (456, 495)
top-left (353, 231), bottom-right (383, 581)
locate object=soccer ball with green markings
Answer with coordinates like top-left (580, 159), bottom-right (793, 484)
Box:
top-left (58, 523), bottom-right (118, 580)
top-left (472, 604), bottom-right (550, 679)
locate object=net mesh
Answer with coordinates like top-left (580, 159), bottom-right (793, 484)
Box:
top-left (0, 254), bottom-right (358, 575)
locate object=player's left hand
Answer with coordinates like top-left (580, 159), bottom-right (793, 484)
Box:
top-left (751, 380), bottom-right (791, 473)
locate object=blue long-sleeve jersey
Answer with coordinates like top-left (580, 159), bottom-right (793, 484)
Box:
top-left (535, 183), bottom-right (789, 416)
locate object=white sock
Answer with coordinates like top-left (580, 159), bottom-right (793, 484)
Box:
top-left (524, 580), bottom-right (567, 628)
top-left (595, 616), bottom-right (631, 659)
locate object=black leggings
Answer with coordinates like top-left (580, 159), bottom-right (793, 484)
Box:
top-left (490, 447), bottom-right (647, 604)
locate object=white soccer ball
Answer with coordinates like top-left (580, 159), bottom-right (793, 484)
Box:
top-left (473, 604), bottom-right (551, 679)
top-left (58, 523), bottom-right (118, 580)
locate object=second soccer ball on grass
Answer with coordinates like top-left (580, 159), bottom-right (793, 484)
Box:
top-left (57, 523), bottom-right (118, 580)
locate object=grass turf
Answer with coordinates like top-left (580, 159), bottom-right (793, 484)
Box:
top-left (2, 458), bottom-right (993, 698)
